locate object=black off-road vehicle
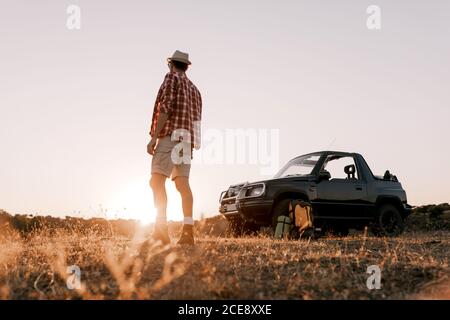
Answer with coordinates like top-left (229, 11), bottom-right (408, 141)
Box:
top-left (219, 151), bottom-right (412, 237)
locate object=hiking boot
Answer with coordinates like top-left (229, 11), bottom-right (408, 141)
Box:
top-left (151, 223), bottom-right (171, 245)
top-left (177, 224), bottom-right (195, 245)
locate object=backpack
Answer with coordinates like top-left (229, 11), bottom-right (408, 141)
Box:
top-left (289, 200), bottom-right (314, 238)
top-left (274, 215), bottom-right (292, 239)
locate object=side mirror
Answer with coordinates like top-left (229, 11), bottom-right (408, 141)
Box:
top-left (318, 170), bottom-right (331, 182)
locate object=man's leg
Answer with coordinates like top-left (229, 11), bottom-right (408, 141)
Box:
top-left (150, 173), bottom-right (168, 219)
top-left (174, 176), bottom-right (193, 218)
top-left (150, 173), bottom-right (170, 244)
top-left (174, 176), bottom-right (195, 244)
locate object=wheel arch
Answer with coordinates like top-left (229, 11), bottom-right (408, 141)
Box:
top-left (375, 196), bottom-right (405, 217)
top-left (270, 191), bottom-right (310, 215)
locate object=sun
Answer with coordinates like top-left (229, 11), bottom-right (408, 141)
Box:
top-left (109, 179), bottom-right (184, 224)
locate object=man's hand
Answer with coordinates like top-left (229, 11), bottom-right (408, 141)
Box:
top-left (147, 137), bottom-right (158, 155)
top-left (148, 112), bottom-right (169, 155)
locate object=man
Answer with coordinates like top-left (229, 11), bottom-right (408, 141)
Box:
top-left (147, 50), bottom-right (202, 245)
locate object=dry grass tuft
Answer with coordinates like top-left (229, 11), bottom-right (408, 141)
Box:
top-left (0, 227), bottom-right (448, 300)
top-left (0, 208), bottom-right (448, 300)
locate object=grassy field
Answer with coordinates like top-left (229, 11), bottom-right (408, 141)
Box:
top-left (0, 219), bottom-right (449, 299)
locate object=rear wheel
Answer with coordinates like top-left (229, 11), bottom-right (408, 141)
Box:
top-left (372, 204), bottom-right (404, 236)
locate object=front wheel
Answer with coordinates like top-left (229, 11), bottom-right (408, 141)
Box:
top-left (271, 199), bottom-right (292, 232)
top-left (371, 204), bottom-right (405, 236)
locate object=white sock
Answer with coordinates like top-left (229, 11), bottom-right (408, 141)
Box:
top-left (183, 217), bottom-right (194, 225)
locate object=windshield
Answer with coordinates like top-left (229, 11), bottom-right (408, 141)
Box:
top-left (274, 154), bottom-right (321, 178)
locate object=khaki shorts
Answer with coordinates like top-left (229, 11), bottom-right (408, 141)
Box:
top-left (151, 136), bottom-right (191, 180)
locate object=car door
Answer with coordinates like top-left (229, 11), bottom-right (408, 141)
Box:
top-left (314, 155), bottom-right (369, 220)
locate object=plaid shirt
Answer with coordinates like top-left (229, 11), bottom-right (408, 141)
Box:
top-left (150, 71), bottom-right (202, 147)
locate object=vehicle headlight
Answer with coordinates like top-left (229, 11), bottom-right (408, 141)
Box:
top-left (245, 184), bottom-right (265, 197)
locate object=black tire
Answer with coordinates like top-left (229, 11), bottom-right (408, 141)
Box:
top-left (372, 204), bottom-right (405, 236)
top-left (271, 199), bottom-right (292, 232)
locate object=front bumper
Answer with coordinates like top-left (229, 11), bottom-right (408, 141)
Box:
top-left (219, 199), bottom-right (240, 217)
top-left (219, 189), bottom-right (241, 218)
top-left (236, 198), bottom-right (273, 223)
top-left (219, 194), bottom-right (273, 223)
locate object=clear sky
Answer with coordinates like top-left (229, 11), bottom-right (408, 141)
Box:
top-left (1, 0), bottom-right (449, 222)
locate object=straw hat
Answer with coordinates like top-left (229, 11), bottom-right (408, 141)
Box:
top-left (167, 50), bottom-right (191, 65)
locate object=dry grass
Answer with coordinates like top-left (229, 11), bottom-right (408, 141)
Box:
top-left (0, 224), bottom-right (448, 300)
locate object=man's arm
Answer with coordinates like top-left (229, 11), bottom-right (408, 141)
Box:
top-left (147, 73), bottom-right (177, 155)
top-left (193, 92), bottom-right (202, 150)
top-left (147, 112), bottom-right (169, 155)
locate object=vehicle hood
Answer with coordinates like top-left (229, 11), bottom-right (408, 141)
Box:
top-left (232, 175), bottom-right (314, 187)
